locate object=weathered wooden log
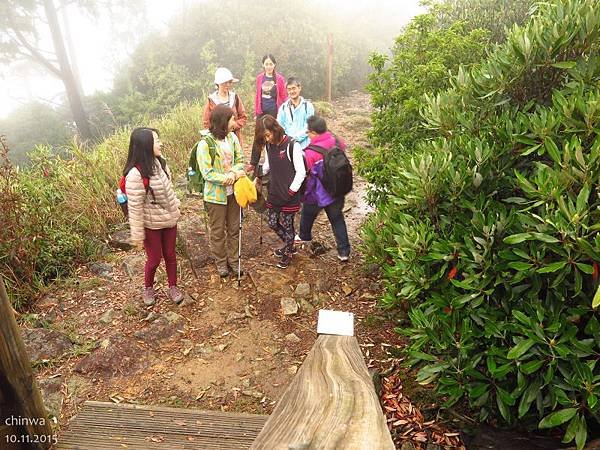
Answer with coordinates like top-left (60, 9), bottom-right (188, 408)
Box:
top-left (0, 277), bottom-right (53, 449)
top-left (250, 334), bottom-right (394, 450)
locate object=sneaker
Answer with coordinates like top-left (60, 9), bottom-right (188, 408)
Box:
top-left (277, 254), bottom-right (292, 269)
top-left (169, 286), bottom-right (184, 304)
top-left (294, 234), bottom-right (310, 243)
top-left (337, 254), bottom-right (350, 262)
top-left (217, 265), bottom-right (230, 278)
top-left (142, 287), bottom-right (155, 306)
top-left (273, 247), bottom-right (298, 258)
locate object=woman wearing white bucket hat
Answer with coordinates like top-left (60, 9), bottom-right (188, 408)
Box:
top-left (203, 67), bottom-right (247, 145)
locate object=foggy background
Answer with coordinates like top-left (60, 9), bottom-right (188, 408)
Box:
top-left (0, 0), bottom-right (423, 165)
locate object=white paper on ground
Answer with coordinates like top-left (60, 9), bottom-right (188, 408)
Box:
top-left (316, 309), bottom-right (354, 336)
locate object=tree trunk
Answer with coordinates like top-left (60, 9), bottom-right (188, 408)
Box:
top-left (44, 0), bottom-right (92, 142)
top-left (0, 277), bottom-right (53, 450)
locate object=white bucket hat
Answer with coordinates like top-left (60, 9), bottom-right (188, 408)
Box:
top-left (214, 67), bottom-right (239, 85)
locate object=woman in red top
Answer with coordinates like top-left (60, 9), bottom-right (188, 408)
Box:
top-left (248, 55), bottom-right (288, 172)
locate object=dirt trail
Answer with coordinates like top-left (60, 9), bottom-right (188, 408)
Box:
top-left (26, 91), bottom-right (401, 433)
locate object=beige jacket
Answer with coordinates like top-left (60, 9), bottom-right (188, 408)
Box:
top-left (125, 159), bottom-right (181, 242)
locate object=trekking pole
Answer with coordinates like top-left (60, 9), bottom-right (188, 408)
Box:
top-left (238, 206), bottom-right (243, 287)
top-left (259, 211), bottom-right (263, 245)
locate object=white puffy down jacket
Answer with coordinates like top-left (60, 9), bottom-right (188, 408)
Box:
top-left (125, 160), bottom-right (181, 242)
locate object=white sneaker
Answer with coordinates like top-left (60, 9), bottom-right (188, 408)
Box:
top-left (294, 234), bottom-right (310, 243)
top-left (337, 254), bottom-right (350, 262)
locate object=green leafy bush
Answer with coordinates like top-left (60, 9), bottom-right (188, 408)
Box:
top-left (356, 0), bottom-right (534, 204)
top-left (361, 0), bottom-right (600, 447)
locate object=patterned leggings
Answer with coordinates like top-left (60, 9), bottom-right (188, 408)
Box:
top-left (267, 209), bottom-right (295, 255)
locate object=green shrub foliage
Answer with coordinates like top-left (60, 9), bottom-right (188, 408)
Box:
top-left (357, 0), bottom-right (534, 204)
top-left (361, 1), bottom-right (600, 447)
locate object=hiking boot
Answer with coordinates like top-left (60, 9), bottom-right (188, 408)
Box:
top-left (337, 253), bottom-right (350, 262)
top-left (273, 247), bottom-right (298, 258)
top-left (217, 265), bottom-right (230, 278)
top-left (277, 254), bottom-right (292, 269)
top-left (169, 286), bottom-right (184, 304)
top-left (227, 263), bottom-right (244, 277)
top-left (142, 287), bottom-right (155, 306)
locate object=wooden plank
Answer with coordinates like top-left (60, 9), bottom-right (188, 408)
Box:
top-left (0, 276), bottom-right (53, 450)
top-left (250, 335), bottom-right (394, 450)
top-left (57, 401), bottom-right (268, 450)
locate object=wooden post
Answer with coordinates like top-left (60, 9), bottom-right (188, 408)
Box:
top-left (0, 277), bottom-right (54, 449)
top-left (250, 335), bottom-right (394, 449)
top-left (326, 33), bottom-right (333, 102)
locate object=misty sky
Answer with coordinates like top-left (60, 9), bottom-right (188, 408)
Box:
top-left (0, 0), bottom-right (424, 118)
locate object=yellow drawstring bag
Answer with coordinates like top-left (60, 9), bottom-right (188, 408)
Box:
top-left (234, 175), bottom-right (257, 208)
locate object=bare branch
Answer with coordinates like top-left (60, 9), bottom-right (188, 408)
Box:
top-left (6, 12), bottom-right (62, 78)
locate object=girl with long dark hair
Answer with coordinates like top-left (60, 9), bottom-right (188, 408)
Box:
top-left (255, 115), bottom-right (306, 269)
top-left (124, 127), bottom-right (183, 306)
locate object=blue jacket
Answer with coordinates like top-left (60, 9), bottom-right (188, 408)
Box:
top-left (277, 97), bottom-right (315, 149)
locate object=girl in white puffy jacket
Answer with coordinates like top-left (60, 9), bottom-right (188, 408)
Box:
top-left (123, 127), bottom-right (184, 306)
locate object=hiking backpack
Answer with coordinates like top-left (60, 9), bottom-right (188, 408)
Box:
top-left (187, 135), bottom-right (217, 197)
top-left (307, 137), bottom-right (353, 198)
top-left (118, 167), bottom-right (152, 217)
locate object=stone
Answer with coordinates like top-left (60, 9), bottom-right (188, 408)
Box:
top-left (365, 263), bottom-right (381, 277)
top-left (369, 281), bottom-right (382, 292)
top-left (285, 333), bottom-right (301, 343)
top-left (294, 283), bottom-right (311, 299)
top-left (143, 311), bottom-right (159, 322)
top-left (134, 315), bottom-right (184, 344)
top-left (287, 365), bottom-right (298, 375)
top-left (109, 229), bottom-right (133, 251)
top-left (216, 343), bottom-right (229, 352)
top-left (196, 344), bottom-right (213, 356)
top-left (164, 311), bottom-right (184, 324)
top-left (74, 335), bottom-right (144, 376)
top-left (179, 296), bottom-right (197, 307)
top-left (298, 299), bottom-right (315, 313)
top-left (310, 293), bottom-right (329, 308)
top-left (281, 297), bottom-right (298, 315)
top-left (242, 389), bottom-right (264, 399)
top-left (314, 278), bottom-right (331, 293)
top-left (99, 308), bottom-right (116, 324)
top-left (38, 376), bottom-right (63, 418)
top-left (66, 375), bottom-right (92, 396)
top-left (226, 311), bottom-right (247, 323)
top-left (21, 328), bottom-right (73, 362)
top-left (121, 255), bottom-right (146, 278)
top-left (88, 262), bottom-right (113, 279)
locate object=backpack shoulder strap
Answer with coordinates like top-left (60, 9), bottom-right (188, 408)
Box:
top-left (201, 136), bottom-right (217, 166)
top-left (307, 144), bottom-right (327, 156)
top-left (133, 164), bottom-right (150, 191)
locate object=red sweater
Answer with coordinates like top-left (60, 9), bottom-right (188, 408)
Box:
top-left (254, 72), bottom-right (288, 117)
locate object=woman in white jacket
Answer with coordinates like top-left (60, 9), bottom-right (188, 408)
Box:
top-left (124, 127), bottom-right (184, 306)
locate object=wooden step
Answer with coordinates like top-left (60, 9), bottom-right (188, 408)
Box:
top-left (56, 401), bottom-right (268, 450)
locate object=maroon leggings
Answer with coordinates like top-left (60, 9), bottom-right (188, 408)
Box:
top-left (143, 226), bottom-right (177, 287)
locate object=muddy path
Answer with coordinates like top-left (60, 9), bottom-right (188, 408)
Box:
top-left (23, 91), bottom-right (403, 438)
